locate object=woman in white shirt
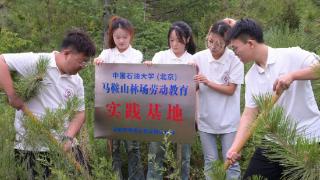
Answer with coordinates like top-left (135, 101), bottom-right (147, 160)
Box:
top-left (94, 16), bottom-right (144, 180)
top-left (192, 20), bottom-right (244, 180)
top-left (145, 21), bottom-right (196, 180)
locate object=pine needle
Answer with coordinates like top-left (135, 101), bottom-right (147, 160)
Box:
top-left (312, 63), bottom-right (320, 79)
top-left (14, 55), bottom-right (50, 101)
top-left (209, 161), bottom-right (227, 180)
top-left (7, 55), bottom-right (92, 177)
top-left (252, 94), bottom-right (320, 180)
top-left (41, 96), bottom-right (81, 132)
top-left (22, 97), bottom-right (90, 177)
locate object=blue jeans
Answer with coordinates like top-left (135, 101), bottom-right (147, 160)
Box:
top-left (112, 140), bottom-right (144, 180)
top-left (147, 141), bottom-right (190, 180)
top-left (199, 131), bottom-right (241, 180)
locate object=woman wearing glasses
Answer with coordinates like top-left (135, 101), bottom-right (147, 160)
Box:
top-left (191, 20), bottom-right (243, 180)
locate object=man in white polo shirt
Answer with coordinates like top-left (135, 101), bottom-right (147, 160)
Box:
top-left (225, 18), bottom-right (320, 179)
top-left (0, 29), bottom-right (96, 178)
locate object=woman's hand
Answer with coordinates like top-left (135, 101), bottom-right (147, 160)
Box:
top-left (193, 74), bottom-right (209, 85)
top-left (143, 60), bottom-right (153, 66)
top-left (93, 58), bottom-right (104, 65)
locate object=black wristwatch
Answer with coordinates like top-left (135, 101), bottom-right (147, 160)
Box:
top-left (62, 135), bottom-right (74, 143)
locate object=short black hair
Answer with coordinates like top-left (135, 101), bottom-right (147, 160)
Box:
top-left (61, 29), bottom-right (96, 57)
top-left (227, 18), bottom-right (264, 43)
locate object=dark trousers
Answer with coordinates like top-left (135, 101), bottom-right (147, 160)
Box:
top-left (15, 146), bottom-right (90, 179)
top-left (243, 147), bottom-right (284, 180)
top-left (15, 149), bottom-right (51, 179)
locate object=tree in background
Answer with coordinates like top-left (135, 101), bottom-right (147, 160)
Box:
top-left (0, 29), bottom-right (32, 53)
top-left (2, 0), bottom-right (104, 51)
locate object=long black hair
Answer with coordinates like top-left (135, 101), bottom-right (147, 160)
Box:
top-left (207, 20), bottom-right (231, 45)
top-left (168, 21), bottom-right (196, 55)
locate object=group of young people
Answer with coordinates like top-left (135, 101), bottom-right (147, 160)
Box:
top-left (0, 15), bottom-right (320, 180)
top-left (93, 16), bottom-right (243, 180)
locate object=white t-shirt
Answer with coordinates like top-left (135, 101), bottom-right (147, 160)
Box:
top-left (245, 46), bottom-right (320, 139)
top-left (152, 49), bottom-right (192, 64)
top-left (193, 48), bottom-right (244, 134)
top-left (98, 45), bottom-right (143, 63)
top-left (3, 52), bottom-right (85, 151)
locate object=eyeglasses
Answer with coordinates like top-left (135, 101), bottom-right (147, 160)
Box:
top-left (77, 58), bottom-right (91, 68)
top-left (206, 38), bottom-right (225, 49)
top-left (228, 42), bottom-right (248, 55)
top-left (78, 59), bottom-right (91, 68)
top-left (206, 38), bottom-right (226, 54)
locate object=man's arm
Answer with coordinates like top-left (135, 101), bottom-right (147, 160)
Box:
top-left (0, 55), bottom-right (24, 109)
top-left (64, 111), bottom-right (85, 138)
top-left (273, 65), bottom-right (320, 95)
top-left (63, 110), bottom-right (85, 151)
top-left (291, 65), bottom-right (320, 80)
top-left (227, 106), bottom-right (259, 163)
